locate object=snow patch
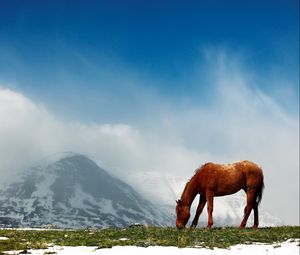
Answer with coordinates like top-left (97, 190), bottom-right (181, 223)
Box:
top-left (69, 185), bottom-right (118, 218)
top-left (2, 240), bottom-right (299, 255)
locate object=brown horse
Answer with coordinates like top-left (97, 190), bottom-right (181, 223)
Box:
top-left (176, 160), bottom-right (264, 229)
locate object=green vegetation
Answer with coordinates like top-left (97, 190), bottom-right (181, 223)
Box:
top-left (0, 226), bottom-right (299, 253)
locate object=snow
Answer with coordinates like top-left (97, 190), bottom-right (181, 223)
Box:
top-left (2, 240), bottom-right (299, 255)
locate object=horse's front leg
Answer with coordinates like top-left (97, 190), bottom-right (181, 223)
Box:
top-left (206, 192), bottom-right (214, 228)
top-left (190, 195), bottom-right (206, 228)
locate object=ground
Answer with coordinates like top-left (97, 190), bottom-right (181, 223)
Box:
top-left (0, 226), bottom-right (299, 255)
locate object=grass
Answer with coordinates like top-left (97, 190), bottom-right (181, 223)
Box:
top-left (0, 226), bottom-right (299, 253)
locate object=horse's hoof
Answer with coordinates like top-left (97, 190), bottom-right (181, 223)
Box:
top-left (252, 225), bottom-right (258, 228)
top-left (190, 225), bottom-right (196, 230)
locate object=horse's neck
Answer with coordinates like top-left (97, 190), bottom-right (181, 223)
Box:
top-left (181, 177), bottom-right (198, 208)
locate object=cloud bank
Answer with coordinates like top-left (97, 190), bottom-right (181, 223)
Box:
top-left (0, 52), bottom-right (298, 225)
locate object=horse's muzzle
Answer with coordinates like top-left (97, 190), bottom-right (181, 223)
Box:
top-left (176, 224), bottom-right (185, 230)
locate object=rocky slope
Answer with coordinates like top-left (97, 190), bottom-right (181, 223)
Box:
top-left (0, 154), bottom-right (172, 228)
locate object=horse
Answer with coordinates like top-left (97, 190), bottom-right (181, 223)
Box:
top-left (175, 160), bottom-right (264, 229)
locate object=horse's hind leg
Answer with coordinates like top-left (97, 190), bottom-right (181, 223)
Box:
top-left (253, 201), bottom-right (259, 228)
top-left (190, 195), bottom-right (206, 228)
top-left (239, 189), bottom-right (255, 228)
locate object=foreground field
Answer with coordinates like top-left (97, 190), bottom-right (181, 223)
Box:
top-left (0, 226), bottom-right (299, 254)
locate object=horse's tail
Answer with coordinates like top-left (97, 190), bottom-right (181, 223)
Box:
top-left (256, 177), bottom-right (264, 205)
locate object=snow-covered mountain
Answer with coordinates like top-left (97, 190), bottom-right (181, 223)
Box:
top-left (0, 154), bottom-right (172, 228)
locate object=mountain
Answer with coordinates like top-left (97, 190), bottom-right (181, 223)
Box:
top-left (0, 153), bottom-right (172, 228)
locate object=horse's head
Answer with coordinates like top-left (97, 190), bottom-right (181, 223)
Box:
top-left (175, 199), bottom-right (190, 229)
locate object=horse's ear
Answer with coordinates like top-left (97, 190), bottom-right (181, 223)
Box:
top-left (176, 199), bottom-right (182, 205)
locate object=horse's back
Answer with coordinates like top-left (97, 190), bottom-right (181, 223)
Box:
top-left (196, 160), bottom-right (263, 196)
top-left (236, 160), bottom-right (264, 187)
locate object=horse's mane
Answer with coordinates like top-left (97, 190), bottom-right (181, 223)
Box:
top-left (180, 163), bottom-right (211, 200)
top-left (180, 180), bottom-right (191, 200)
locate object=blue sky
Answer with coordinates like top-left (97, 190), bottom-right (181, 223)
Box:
top-left (0, 1), bottom-right (299, 224)
top-left (0, 0), bottom-right (299, 122)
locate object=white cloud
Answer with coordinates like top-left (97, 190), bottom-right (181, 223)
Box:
top-left (0, 51), bottom-right (298, 225)
top-left (0, 87), bottom-right (203, 179)
top-left (0, 88), bottom-right (57, 173)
